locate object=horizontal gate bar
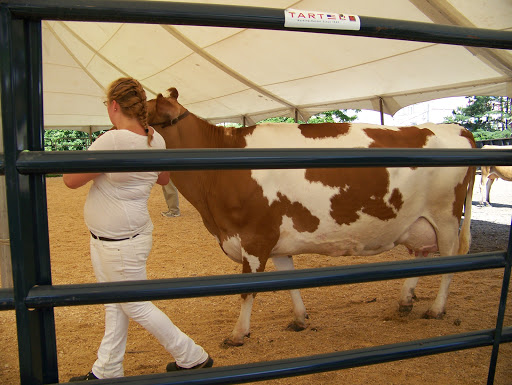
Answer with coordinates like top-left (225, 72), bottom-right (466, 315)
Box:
top-left (55, 327), bottom-right (512, 385)
top-left (23, 252), bottom-right (506, 309)
top-left (0, 252), bottom-right (506, 311)
top-left (16, 148), bottom-right (512, 174)
top-left (4, 0), bottom-right (512, 49)
top-left (0, 288), bottom-right (14, 310)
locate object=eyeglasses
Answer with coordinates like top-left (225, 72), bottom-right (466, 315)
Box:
top-left (103, 101), bottom-right (109, 106)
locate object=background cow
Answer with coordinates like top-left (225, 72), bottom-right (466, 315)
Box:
top-left (479, 145), bottom-right (512, 206)
top-left (148, 88), bottom-right (476, 346)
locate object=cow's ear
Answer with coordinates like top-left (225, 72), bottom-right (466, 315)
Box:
top-left (167, 87), bottom-right (179, 99)
top-left (155, 93), bottom-right (169, 113)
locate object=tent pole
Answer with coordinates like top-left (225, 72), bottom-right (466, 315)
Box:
top-left (379, 97), bottom-right (384, 125)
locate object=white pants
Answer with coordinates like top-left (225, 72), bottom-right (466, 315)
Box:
top-left (89, 233), bottom-right (207, 379)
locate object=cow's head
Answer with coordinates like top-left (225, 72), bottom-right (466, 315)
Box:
top-left (147, 87), bottom-right (183, 127)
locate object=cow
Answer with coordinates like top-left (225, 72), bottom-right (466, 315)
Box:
top-left (147, 88), bottom-right (476, 346)
top-left (479, 145), bottom-right (512, 206)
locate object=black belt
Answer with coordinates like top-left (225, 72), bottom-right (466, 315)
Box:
top-left (90, 232), bottom-right (139, 242)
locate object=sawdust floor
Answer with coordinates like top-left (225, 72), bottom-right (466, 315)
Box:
top-left (1, 176), bottom-right (511, 384)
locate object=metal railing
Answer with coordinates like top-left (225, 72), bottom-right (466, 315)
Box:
top-left (476, 137), bottom-right (512, 148)
top-left (0, 1), bottom-right (511, 384)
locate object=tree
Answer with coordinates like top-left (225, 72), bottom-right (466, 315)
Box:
top-left (44, 129), bottom-right (106, 151)
top-left (308, 110), bottom-right (359, 124)
top-left (444, 96), bottom-right (511, 141)
top-left (258, 116), bottom-right (297, 124)
top-left (258, 109), bottom-right (359, 124)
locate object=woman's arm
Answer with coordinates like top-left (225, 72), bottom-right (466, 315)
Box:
top-left (63, 173), bottom-right (101, 189)
top-left (156, 171), bottom-right (170, 186)
top-left (63, 130), bottom-right (111, 189)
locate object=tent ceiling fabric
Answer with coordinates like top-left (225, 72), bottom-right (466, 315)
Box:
top-left (42, 0), bottom-right (512, 131)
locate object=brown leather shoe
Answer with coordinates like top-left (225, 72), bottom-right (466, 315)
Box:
top-left (166, 355), bottom-right (213, 371)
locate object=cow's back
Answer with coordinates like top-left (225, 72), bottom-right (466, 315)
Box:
top-left (244, 122), bottom-right (473, 150)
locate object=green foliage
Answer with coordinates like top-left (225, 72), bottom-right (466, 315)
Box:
top-left (471, 129), bottom-right (512, 142)
top-left (308, 110), bottom-right (359, 124)
top-left (258, 109), bottom-right (359, 124)
top-left (44, 129), bottom-right (106, 151)
top-left (258, 116), bottom-right (298, 124)
top-left (444, 96), bottom-right (511, 140)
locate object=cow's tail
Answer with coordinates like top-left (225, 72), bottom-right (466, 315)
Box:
top-left (458, 167), bottom-right (476, 255)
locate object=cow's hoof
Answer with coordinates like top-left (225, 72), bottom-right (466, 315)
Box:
top-left (398, 304), bottom-right (413, 315)
top-left (222, 338), bottom-right (244, 347)
top-left (286, 320), bottom-right (307, 332)
top-left (222, 333), bottom-right (250, 347)
top-left (422, 310), bottom-right (445, 319)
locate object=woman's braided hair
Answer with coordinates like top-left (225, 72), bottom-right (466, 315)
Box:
top-left (106, 77), bottom-right (153, 146)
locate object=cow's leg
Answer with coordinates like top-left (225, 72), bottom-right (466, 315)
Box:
top-left (479, 167), bottom-right (491, 206)
top-left (397, 217), bottom-right (435, 314)
top-left (225, 253), bottom-right (269, 346)
top-left (226, 293), bottom-right (254, 346)
top-left (398, 276), bottom-right (419, 314)
top-left (485, 177), bottom-right (495, 206)
top-left (424, 273), bottom-right (453, 319)
top-left (479, 176), bottom-right (488, 205)
top-left (424, 227), bottom-right (459, 319)
top-left (272, 255), bottom-right (308, 331)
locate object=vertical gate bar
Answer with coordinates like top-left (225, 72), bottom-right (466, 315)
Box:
top-left (26, 18), bottom-right (59, 384)
top-left (487, 218), bottom-right (512, 384)
top-left (0, 7), bottom-right (58, 385)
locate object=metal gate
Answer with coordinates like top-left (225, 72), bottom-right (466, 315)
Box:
top-left (0, 1), bottom-right (511, 384)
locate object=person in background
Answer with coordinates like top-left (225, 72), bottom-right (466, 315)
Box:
top-left (63, 77), bottom-right (212, 381)
top-left (161, 178), bottom-right (181, 217)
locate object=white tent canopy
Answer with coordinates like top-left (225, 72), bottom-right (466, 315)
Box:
top-left (42, 0), bottom-right (512, 132)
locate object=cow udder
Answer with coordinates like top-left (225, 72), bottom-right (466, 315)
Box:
top-left (398, 217), bottom-right (438, 257)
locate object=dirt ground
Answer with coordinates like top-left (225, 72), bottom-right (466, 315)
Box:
top-left (1, 175), bottom-right (511, 384)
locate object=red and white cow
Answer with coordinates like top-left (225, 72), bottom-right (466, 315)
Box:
top-left (479, 145), bottom-right (512, 206)
top-left (147, 88), bottom-right (476, 346)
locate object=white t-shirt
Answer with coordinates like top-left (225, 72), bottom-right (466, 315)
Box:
top-left (84, 129), bottom-right (166, 239)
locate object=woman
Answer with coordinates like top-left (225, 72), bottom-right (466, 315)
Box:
top-left (64, 77), bottom-right (212, 381)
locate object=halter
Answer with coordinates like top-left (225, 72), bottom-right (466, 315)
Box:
top-left (151, 110), bottom-right (190, 128)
